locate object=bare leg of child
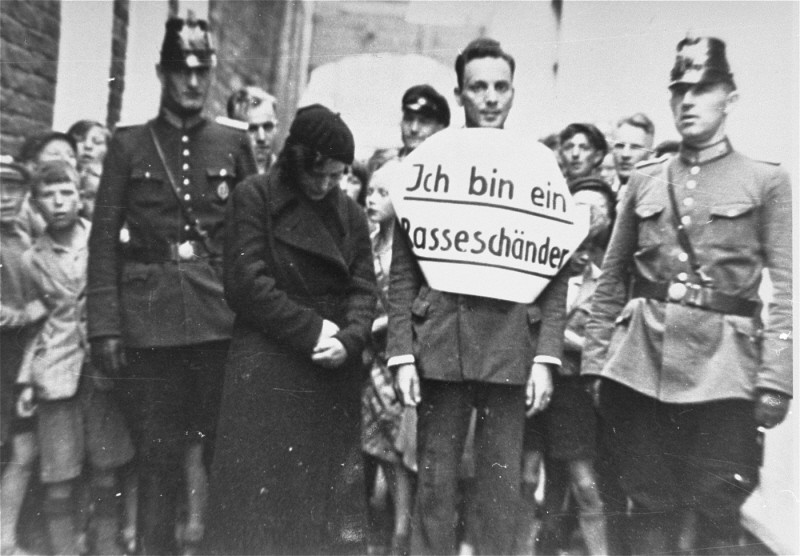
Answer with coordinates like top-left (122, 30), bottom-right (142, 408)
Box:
top-left (181, 443), bottom-right (207, 554)
top-left (568, 459), bottom-right (608, 556)
top-left (390, 462), bottom-right (415, 556)
top-left (43, 481), bottom-right (77, 555)
top-left (0, 431), bottom-right (37, 555)
top-left (120, 464), bottom-right (138, 555)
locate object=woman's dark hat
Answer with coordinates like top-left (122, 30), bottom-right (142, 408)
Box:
top-left (287, 104), bottom-right (355, 165)
top-left (160, 15), bottom-right (217, 70)
top-left (402, 85), bottom-right (451, 127)
top-left (669, 36), bottom-right (735, 90)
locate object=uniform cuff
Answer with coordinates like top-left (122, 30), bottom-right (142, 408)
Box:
top-left (388, 354), bottom-right (415, 368)
top-left (534, 355), bottom-right (562, 368)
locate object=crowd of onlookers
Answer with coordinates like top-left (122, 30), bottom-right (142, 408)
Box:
top-left (1, 19), bottom-right (791, 556)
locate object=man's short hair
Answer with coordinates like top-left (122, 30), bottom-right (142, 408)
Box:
top-left (455, 38), bottom-right (515, 89)
top-left (32, 159), bottom-right (80, 196)
top-left (559, 123), bottom-right (608, 157)
top-left (616, 112), bottom-right (655, 137)
top-left (227, 86), bottom-right (277, 120)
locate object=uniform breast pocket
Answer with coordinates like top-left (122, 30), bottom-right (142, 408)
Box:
top-left (130, 169), bottom-right (168, 207)
top-left (206, 167), bottom-right (236, 204)
top-left (634, 203), bottom-right (666, 247)
top-left (706, 202), bottom-right (757, 247)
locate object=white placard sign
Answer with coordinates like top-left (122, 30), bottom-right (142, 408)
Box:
top-left (390, 128), bottom-right (590, 304)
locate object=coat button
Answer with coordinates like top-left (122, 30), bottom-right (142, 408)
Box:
top-left (182, 163), bottom-right (189, 171)
top-left (220, 169), bottom-right (228, 177)
top-left (183, 149), bottom-right (190, 156)
top-left (677, 252), bottom-right (689, 262)
top-left (683, 197), bottom-right (694, 207)
top-left (668, 282), bottom-right (688, 301)
top-left (690, 166), bottom-right (700, 175)
top-left (681, 215), bottom-right (691, 226)
top-left (182, 136), bottom-right (189, 143)
top-left (677, 272), bottom-right (689, 281)
top-left (184, 193), bottom-right (191, 201)
top-left (144, 171), bottom-right (151, 179)
top-left (183, 178), bottom-right (190, 185)
top-left (686, 180), bottom-right (697, 190)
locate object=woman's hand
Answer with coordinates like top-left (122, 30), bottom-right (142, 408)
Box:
top-left (311, 337), bottom-right (348, 368)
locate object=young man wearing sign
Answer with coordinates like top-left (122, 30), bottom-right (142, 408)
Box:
top-left (583, 36), bottom-right (792, 555)
top-left (387, 38), bottom-right (569, 555)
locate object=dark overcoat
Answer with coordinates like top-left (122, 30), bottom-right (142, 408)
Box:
top-left (204, 167), bottom-right (376, 555)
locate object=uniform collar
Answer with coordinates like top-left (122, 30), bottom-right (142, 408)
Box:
top-left (678, 137), bottom-right (732, 165)
top-left (159, 107), bottom-right (206, 131)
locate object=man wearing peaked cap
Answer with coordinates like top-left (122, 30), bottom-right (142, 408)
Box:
top-left (87, 15), bottom-right (255, 555)
top-left (582, 35), bottom-right (792, 555)
top-left (399, 84), bottom-right (450, 157)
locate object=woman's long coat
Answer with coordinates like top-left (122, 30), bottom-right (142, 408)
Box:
top-left (204, 167), bottom-right (376, 555)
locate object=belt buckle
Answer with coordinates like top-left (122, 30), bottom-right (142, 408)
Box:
top-left (667, 281), bottom-right (688, 302)
top-left (177, 241), bottom-right (195, 261)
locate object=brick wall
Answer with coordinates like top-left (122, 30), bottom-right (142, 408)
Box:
top-left (106, 0), bottom-right (129, 131)
top-left (0, 0), bottom-right (61, 157)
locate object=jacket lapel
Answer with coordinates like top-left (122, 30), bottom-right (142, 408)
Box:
top-left (269, 172), bottom-right (350, 274)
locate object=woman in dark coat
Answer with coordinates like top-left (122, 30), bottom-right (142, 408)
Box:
top-left (204, 105), bottom-right (376, 555)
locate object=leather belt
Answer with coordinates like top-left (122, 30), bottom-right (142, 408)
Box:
top-left (632, 278), bottom-right (759, 317)
top-left (124, 240), bottom-right (216, 263)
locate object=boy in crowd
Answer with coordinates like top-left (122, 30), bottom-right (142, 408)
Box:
top-left (16, 160), bottom-right (133, 555)
top-left (1, 158), bottom-right (45, 556)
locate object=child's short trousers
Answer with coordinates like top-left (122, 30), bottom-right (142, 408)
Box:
top-left (37, 375), bottom-right (134, 483)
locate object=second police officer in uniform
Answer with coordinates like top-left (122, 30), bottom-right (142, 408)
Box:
top-left (87, 16), bottom-right (256, 554)
top-left (583, 36), bottom-right (792, 555)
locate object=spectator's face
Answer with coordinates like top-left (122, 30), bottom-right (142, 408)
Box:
top-left (670, 81), bottom-right (736, 146)
top-left (560, 133), bottom-right (602, 180)
top-left (573, 188), bottom-right (612, 248)
top-left (76, 125), bottom-right (108, 169)
top-left (339, 170), bottom-right (364, 203)
top-left (247, 101), bottom-right (278, 171)
top-left (33, 180), bottom-right (82, 232)
top-left (366, 175), bottom-right (395, 225)
top-left (456, 57), bottom-right (514, 129)
top-left (401, 111), bottom-right (445, 152)
top-left (299, 157), bottom-right (346, 201)
top-left (612, 124), bottom-right (653, 181)
top-left (0, 179), bottom-right (27, 224)
top-left (37, 139), bottom-right (78, 169)
top-left (159, 66), bottom-right (212, 114)
top-left (599, 153), bottom-right (617, 186)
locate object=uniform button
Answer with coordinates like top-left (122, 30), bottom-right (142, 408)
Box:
top-left (681, 215), bottom-right (691, 226)
top-left (183, 193), bottom-right (191, 201)
top-left (686, 180), bottom-right (697, 190)
top-left (677, 272), bottom-right (689, 282)
top-left (220, 169), bottom-right (228, 177)
top-left (182, 163), bottom-right (189, 170)
top-left (183, 149), bottom-right (190, 156)
top-left (182, 136), bottom-right (189, 143)
top-left (184, 224), bottom-right (191, 231)
top-left (677, 252), bottom-right (689, 262)
top-left (183, 178), bottom-right (190, 186)
top-left (690, 166), bottom-right (700, 175)
top-left (683, 197), bottom-right (694, 207)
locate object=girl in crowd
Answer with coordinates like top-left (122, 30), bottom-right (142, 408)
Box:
top-left (361, 159), bottom-right (417, 556)
top-left (204, 105), bottom-right (376, 554)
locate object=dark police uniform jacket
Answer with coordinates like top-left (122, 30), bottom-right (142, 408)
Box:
top-left (582, 139), bottom-right (792, 403)
top-left (87, 109), bottom-right (256, 348)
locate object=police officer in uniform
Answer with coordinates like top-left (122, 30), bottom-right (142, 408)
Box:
top-left (87, 16), bottom-right (255, 554)
top-left (582, 36), bottom-right (792, 555)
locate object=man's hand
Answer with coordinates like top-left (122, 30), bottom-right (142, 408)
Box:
top-left (526, 362), bottom-right (554, 416)
top-left (16, 385), bottom-right (36, 418)
top-left (395, 364), bottom-right (421, 407)
top-left (311, 337), bottom-right (348, 369)
top-left (91, 337), bottom-right (127, 378)
top-left (754, 390), bottom-right (791, 429)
